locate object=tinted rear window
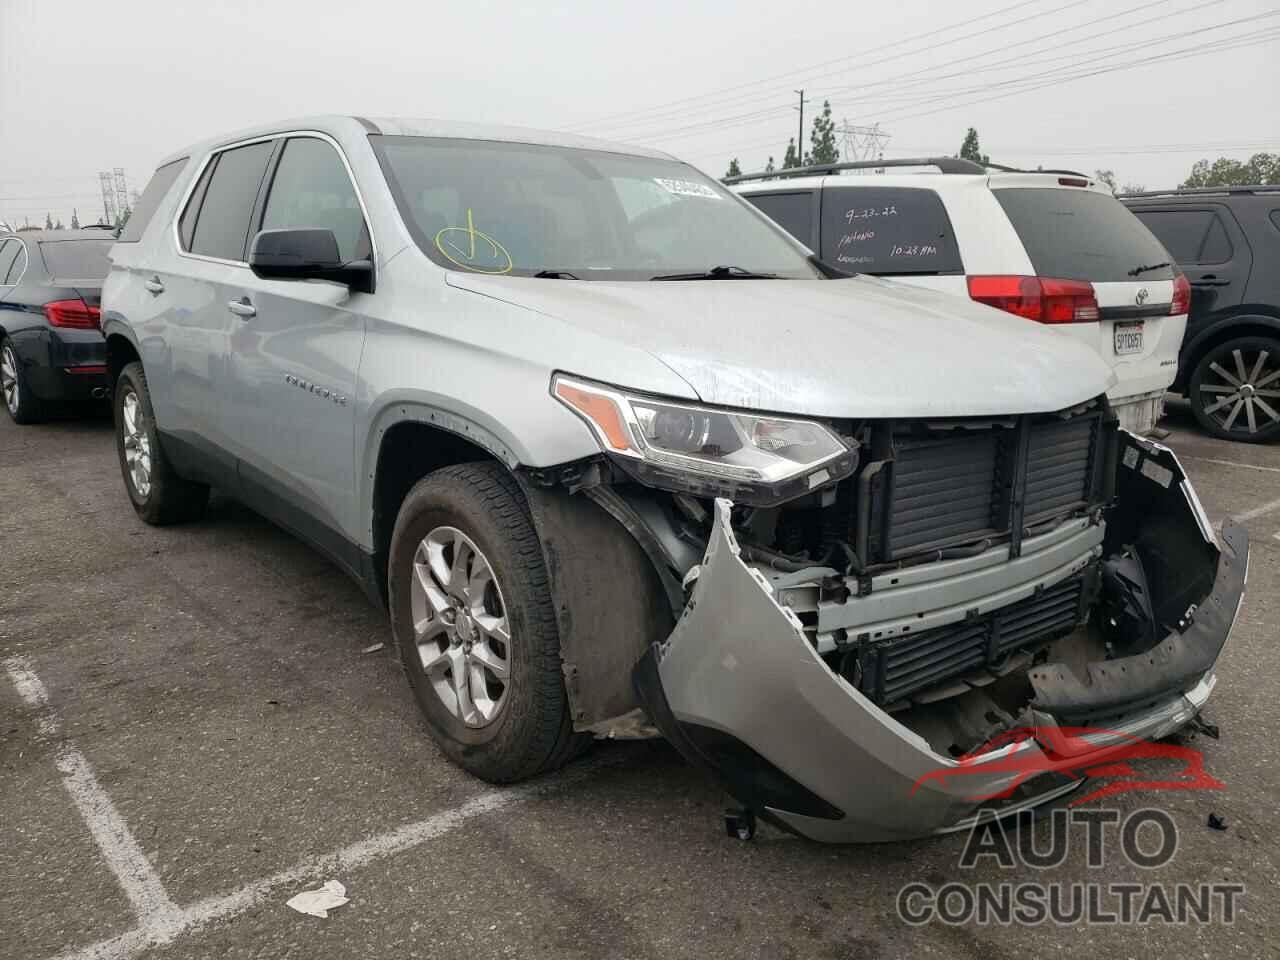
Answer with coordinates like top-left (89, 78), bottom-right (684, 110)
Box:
top-left (38, 239), bottom-right (113, 279)
top-left (995, 188), bottom-right (1175, 282)
top-left (118, 158), bottom-right (188, 242)
top-left (745, 192), bottom-right (815, 246)
top-left (187, 141), bottom-right (275, 261)
top-left (818, 186), bottom-right (963, 275)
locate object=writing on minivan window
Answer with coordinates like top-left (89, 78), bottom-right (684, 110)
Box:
top-left (845, 205), bottom-right (898, 223)
top-left (434, 208), bottom-right (513, 274)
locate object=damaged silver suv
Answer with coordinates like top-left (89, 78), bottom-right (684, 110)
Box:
top-left (102, 117), bottom-right (1248, 843)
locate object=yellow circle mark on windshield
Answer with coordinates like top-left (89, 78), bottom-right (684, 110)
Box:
top-left (434, 208), bottom-right (513, 275)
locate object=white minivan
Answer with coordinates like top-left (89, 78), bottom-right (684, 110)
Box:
top-left (732, 159), bottom-right (1190, 434)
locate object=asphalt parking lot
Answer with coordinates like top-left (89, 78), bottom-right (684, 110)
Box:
top-left (2, 399), bottom-right (1278, 960)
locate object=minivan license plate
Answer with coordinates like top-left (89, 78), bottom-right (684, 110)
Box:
top-left (1114, 321), bottom-right (1144, 355)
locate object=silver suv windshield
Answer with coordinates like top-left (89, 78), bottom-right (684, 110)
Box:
top-left (370, 136), bottom-right (821, 281)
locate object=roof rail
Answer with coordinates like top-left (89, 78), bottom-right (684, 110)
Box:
top-left (984, 162), bottom-right (1090, 178)
top-left (1118, 184), bottom-right (1276, 199)
top-left (723, 156), bottom-right (986, 183)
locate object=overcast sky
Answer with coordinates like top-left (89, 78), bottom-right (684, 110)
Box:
top-left (2, 0), bottom-right (1277, 227)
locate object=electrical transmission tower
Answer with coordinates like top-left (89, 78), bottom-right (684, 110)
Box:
top-left (99, 172), bottom-right (118, 226)
top-left (113, 168), bottom-right (130, 218)
top-left (837, 121), bottom-right (891, 162)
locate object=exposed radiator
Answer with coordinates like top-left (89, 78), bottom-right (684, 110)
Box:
top-left (858, 572), bottom-right (1088, 706)
top-left (859, 406), bottom-right (1107, 564)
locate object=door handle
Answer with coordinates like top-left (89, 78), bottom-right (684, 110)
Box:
top-left (144, 276), bottom-right (164, 295)
top-left (226, 297), bottom-right (257, 319)
top-left (1191, 275), bottom-right (1229, 287)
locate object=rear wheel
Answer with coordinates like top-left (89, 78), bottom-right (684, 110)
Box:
top-left (1, 338), bottom-right (42, 424)
top-left (1189, 336), bottom-right (1280, 443)
top-left (389, 462), bottom-right (584, 782)
top-left (114, 362), bottom-right (209, 523)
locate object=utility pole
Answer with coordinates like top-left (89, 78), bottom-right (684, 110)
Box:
top-left (794, 90), bottom-right (806, 162)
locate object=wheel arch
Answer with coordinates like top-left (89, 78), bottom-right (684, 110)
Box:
top-left (367, 402), bottom-right (678, 730)
top-left (1178, 308), bottom-right (1280, 391)
top-left (103, 322), bottom-right (142, 388)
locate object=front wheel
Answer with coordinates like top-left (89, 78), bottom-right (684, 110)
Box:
top-left (388, 462), bottom-right (584, 782)
top-left (1189, 336), bottom-right (1280, 443)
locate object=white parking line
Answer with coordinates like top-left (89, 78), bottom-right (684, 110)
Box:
top-left (1180, 455), bottom-right (1280, 475)
top-left (6, 654), bottom-right (617, 960)
top-left (4, 657), bottom-right (181, 929)
top-left (1229, 495), bottom-right (1280, 524)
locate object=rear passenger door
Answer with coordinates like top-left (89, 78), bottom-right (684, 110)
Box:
top-left (224, 135), bottom-right (371, 547)
top-left (168, 139), bottom-right (277, 462)
top-left (1131, 205), bottom-right (1251, 323)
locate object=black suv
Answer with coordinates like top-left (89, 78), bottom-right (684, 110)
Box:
top-left (1122, 186), bottom-right (1280, 443)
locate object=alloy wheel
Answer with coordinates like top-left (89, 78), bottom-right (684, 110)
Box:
top-left (1198, 346), bottom-right (1280, 436)
top-left (1, 346), bottom-right (18, 415)
top-left (121, 389), bottom-right (153, 498)
top-left (410, 526), bottom-right (512, 728)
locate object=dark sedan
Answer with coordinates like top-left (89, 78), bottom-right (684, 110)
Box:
top-left (0, 228), bottom-right (114, 423)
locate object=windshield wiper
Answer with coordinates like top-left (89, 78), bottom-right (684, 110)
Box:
top-left (533, 270), bottom-right (581, 280)
top-left (1128, 261), bottom-right (1171, 277)
top-left (650, 265), bottom-right (778, 281)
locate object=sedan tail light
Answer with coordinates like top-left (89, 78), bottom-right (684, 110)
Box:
top-left (1171, 273), bottom-right (1191, 316)
top-left (43, 299), bottom-right (101, 330)
top-left (967, 275), bottom-right (1100, 324)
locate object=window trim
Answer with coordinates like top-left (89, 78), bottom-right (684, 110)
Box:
top-left (172, 130), bottom-right (377, 272)
top-left (0, 238), bottom-right (29, 288)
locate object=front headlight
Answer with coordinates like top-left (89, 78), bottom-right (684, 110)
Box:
top-left (552, 374), bottom-right (857, 505)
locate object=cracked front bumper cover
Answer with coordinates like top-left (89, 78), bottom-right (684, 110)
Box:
top-left (633, 491), bottom-right (1247, 844)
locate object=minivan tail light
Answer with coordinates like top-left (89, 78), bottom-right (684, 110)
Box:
top-left (967, 276), bottom-right (1099, 324)
top-left (1171, 273), bottom-right (1191, 316)
top-left (44, 299), bottom-right (101, 330)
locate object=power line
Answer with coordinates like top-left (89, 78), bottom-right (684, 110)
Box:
top-left (609, 0), bottom-right (1224, 146)
top-left (567, 0), bottom-right (1062, 134)
top-left (860, 27), bottom-right (1280, 126)
top-left (689, 23), bottom-right (1276, 162)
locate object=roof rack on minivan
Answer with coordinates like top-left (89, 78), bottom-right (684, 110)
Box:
top-left (1118, 185), bottom-right (1279, 199)
top-left (983, 162), bottom-right (1090, 178)
top-left (724, 156), bottom-right (987, 183)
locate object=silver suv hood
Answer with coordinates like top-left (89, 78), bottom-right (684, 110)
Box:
top-left (448, 273), bottom-right (1117, 418)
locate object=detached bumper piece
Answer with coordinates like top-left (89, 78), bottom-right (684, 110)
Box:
top-left (635, 440), bottom-right (1247, 843)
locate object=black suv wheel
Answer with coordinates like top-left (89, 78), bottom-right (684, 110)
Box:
top-left (1189, 335), bottom-right (1280, 443)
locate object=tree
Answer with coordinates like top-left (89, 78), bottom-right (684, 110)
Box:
top-left (54, 218), bottom-right (64, 230)
top-left (724, 158), bottom-right (742, 179)
top-left (958, 127), bottom-right (989, 166)
top-left (115, 208), bottom-right (131, 234)
top-left (782, 138), bottom-right (800, 169)
top-left (808, 100), bottom-right (839, 166)
top-left (1094, 169), bottom-right (1117, 193)
top-left (764, 156), bottom-right (776, 174)
top-left (1121, 181), bottom-right (1146, 195)
top-left (45, 213), bottom-right (53, 230)
top-left (1181, 152), bottom-right (1279, 188)
top-left (71, 209), bottom-right (80, 229)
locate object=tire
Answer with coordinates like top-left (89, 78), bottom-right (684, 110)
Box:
top-left (1, 338), bottom-right (42, 424)
top-left (389, 461), bottom-right (585, 782)
top-left (114, 361), bottom-right (209, 524)
top-left (1188, 335), bottom-right (1280, 443)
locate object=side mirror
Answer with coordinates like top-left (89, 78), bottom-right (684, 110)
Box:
top-left (248, 228), bottom-right (374, 294)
